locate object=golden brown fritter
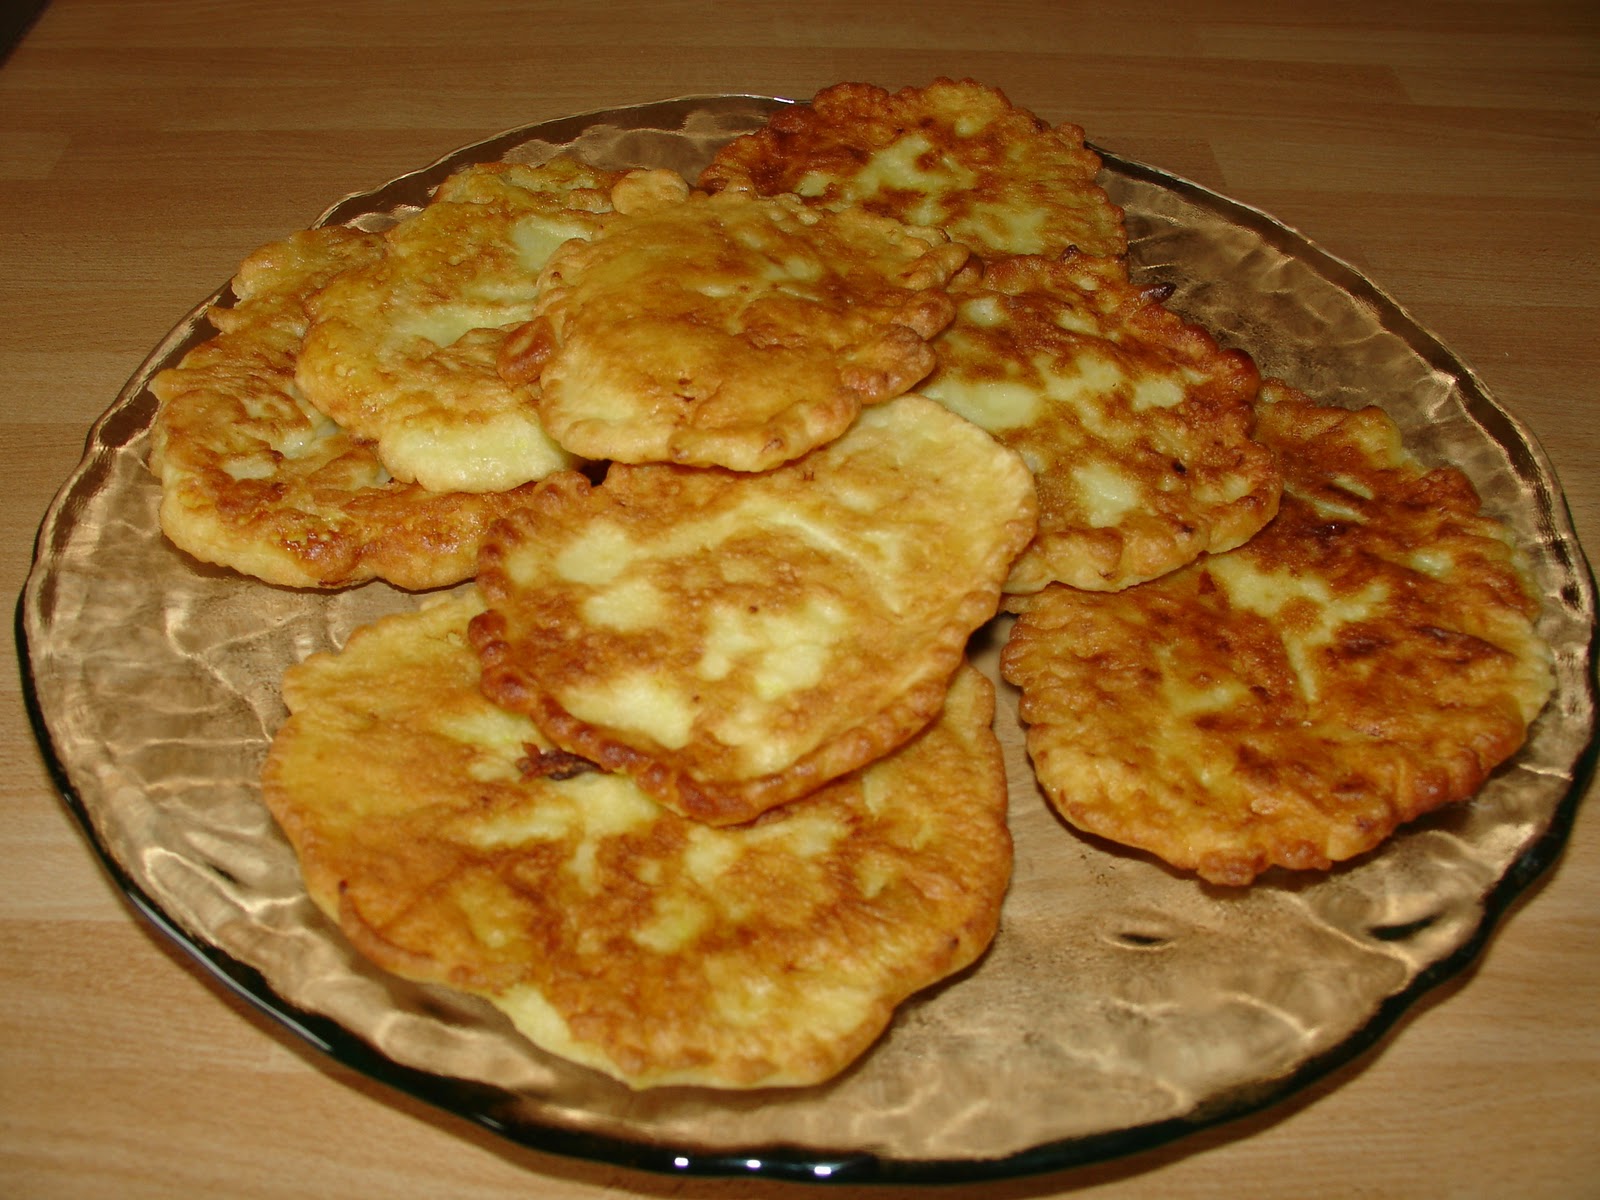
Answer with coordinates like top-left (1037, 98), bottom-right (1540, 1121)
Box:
top-left (497, 171), bottom-right (966, 471)
top-left (924, 253), bottom-right (1281, 594)
top-left (294, 157), bottom-right (621, 493)
top-left (148, 226), bottom-right (548, 590)
top-left (700, 78), bottom-right (1127, 263)
top-left (261, 593), bottom-right (1012, 1089)
top-left (1002, 383), bottom-right (1554, 886)
top-left (471, 393), bottom-right (1037, 825)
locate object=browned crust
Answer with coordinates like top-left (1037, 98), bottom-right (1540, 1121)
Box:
top-left (1001, 386), bottom-right (1552, 886)
top-left (937, 253), bottom-right (1280, 594)
top-left (148, 227), bottom-right (547, 590)
top-left (700, 78), bottom-right (1127, 262)
top-left (260, 594), bottom-right (1012, 1088)
top-left (496, 185), bottom-right (966, 471)
top-left (469, 596), bottom-right (957, 826)
top-left (467, 398), bottom-right (1037, 825)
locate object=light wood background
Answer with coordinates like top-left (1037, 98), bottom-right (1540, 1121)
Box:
top-left (3, 2), bottom-right (1596, 1197)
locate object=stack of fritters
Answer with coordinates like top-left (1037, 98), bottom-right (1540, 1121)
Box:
top-left (149, 77), bottom-right (1554, 1089)
top-left (699, 79), bottom-right (1549, 883)
top-left (294, 158), bottom-right (622, 494)
top-left (263, 594), bottom-right (1013, 1088)
top-left (148, 224), bottom-right (553, 590)
top-left (151, 158), bottom-right (625, 588)
top-left (1001, 382), bottom-right (1553, 886)
top-left (186, 107), bottom-right (1038, 1088)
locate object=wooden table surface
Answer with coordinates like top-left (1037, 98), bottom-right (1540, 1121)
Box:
top-left (3, 2), bottom-right (1596, 1197)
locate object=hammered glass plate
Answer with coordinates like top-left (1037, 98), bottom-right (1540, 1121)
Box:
top-left (17, 96), bottom-right (1598, 1184)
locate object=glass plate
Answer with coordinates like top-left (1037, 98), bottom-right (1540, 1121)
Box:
top-left (16, 95), bottom-right (1598, 1185)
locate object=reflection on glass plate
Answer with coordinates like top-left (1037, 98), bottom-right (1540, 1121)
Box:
top-left (16, 96), bottom-right (1598, 1184)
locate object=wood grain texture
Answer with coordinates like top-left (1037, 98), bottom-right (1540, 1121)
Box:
top-left (3, 2), bottom-right (1596, 1196)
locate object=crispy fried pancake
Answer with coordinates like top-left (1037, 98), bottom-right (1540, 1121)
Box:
top-left (496, 173), bottom-right (967, 471)
top-left (700, 78), bottom-right (1127, 263)
top-left (148, 227), bottom-right (548, 590)
top-left (294, 158), bottom-right (622, 493)
top-left (923, 254), bottom-right (1281, 594)
top-left (261, 593), bottom-right (1012, 1089)
top-left (471, 393), bottom-right (1037, 825)
top-left (1002, 383), bottom-right (1554, 886)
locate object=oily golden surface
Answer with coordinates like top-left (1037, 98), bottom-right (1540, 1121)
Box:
top-left (294, 157), bottom-right (621, 493)
top-left (497, 172), bottom-right (967, 471)
top-left (924, 253), bottom-right (1281, 594)
top-left (261, 593), bottom-right (1012, 1090)
top-left (148, 226), bottom-right (547, 590)
top-left (472, 394), bottom-right (1037, 825)
top-left (1002, 383), bottom-right (1555, 886)
top-left (700, 78), bottom-right (1127, 263)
